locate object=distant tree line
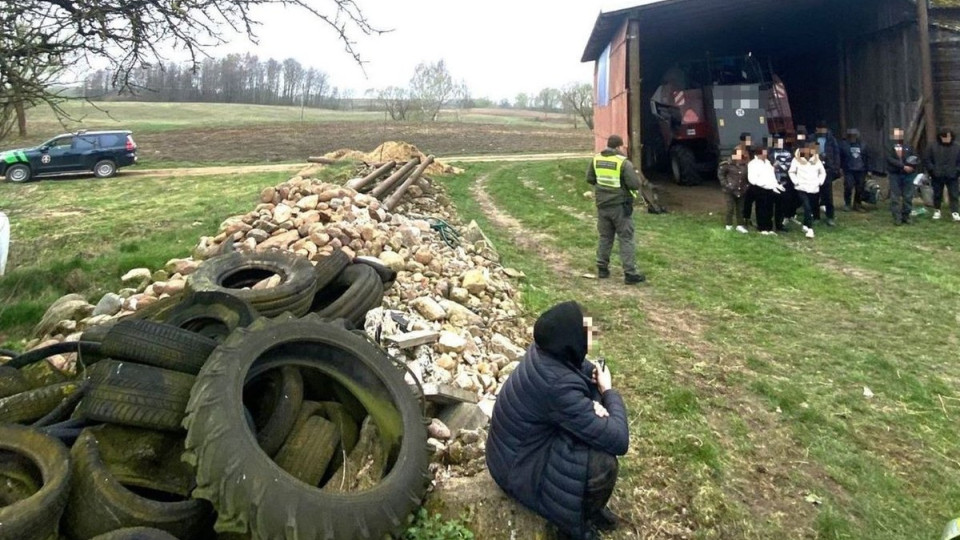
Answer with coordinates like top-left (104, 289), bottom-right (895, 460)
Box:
top-left (83, 54), bottom-right (348, 108)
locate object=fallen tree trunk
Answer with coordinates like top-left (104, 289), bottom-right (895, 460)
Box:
top-left (383, 155), bottom-right (435, 211)
top-left (345, 161), bottom-right (396, 192)
top-left (370, 158), bottom-right (420, 200)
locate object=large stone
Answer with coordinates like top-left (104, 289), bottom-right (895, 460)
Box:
top-left (427, 418), bottom-right (452, 440)
top-left (378, 251), bottom-right (405, 272)
top-left (437, 332), bottom-right (467, 354)
top-left (92, 293), bottom-right (123, 317)
top-left (439, 300), bottom-right (483, 326)
top-left (34, 295), bottom-right (94, 337)
top-left (296, 194), bottom-right (319, 210)
top-left (257, 229), bottom-right (300, 251)
top-left (438, 402), bottom-right (489, 438)
top-left (164, 258), bottom-right (199, 276)
top-left (461, 269), bottom-right (488, 296)
top-left (410, 297), bottom-right (446, 322)
top-left (247, 229), bottom-right (270, 243)
top-left (490, 333), bottom-right (525, 360)
top-left (120, 268), bottom-right (152, 283)
top-left (273, 203), bottom-right (293, 224)
top-left (449, 287), bottom-right (470, 304)
top-left (260, 186), bottom-right (276, 203)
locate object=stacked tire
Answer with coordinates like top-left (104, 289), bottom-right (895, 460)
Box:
top-left (0, 249), bottom-right (428, 539)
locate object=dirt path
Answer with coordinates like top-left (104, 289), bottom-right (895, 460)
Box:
top-left (121, 153), bottom-right (591, 179)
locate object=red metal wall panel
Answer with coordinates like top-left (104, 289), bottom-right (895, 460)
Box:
top-left (592, 21), bottom-right (630, 152)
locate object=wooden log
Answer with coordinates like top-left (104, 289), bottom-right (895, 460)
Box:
top-left (306, 156), bottom-right (338, 165)
top-left (345, 161), bottom-right (396, 191)
top-left (370, 158), bottom-right (420, 200)
top-left (383, 155), bottom-right (435, 211)
top-left (384, 330), bottom-right (440, 349)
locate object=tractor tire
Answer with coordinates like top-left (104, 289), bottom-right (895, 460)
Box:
top-left (670, 145), bottom-right (702, 186)
top-left (90, 528), bottom-right (180, 540)
top-left (0, 365), bottom-right (30, 399)
top-left (188, 250), bottom-right (319, 317)
top-left (182, 314), bottom-right (430, 539)
top-left (311, 264), bottom-right (385, 328)
top-left (64, 429), bottom-right (213, 540)
top-left (246, 366), bottom-right (304, 457)
top-left (99, 319), bottom-right (218, 375)
top-left (354, 256), bottom-right (398, 288)
top-left (5, 163), bottom-right (32, 183)
top-left (0, 425), bottom-right (71, 540)
top-left (160, 291), bottom-right (257, 343)
top-left (0, 382), bottom-right (80, 424)
top-left (77, 360), bottom-right (195, 432)
top-left (273, 415), bottom-right (341, 487)
top-left (313, 247), bottom-right (351, 287)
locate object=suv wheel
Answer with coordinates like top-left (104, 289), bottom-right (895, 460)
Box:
top-left (94, 160), bottom-right (117, 178)
top-left (5, 164), bottom-right (31, 183)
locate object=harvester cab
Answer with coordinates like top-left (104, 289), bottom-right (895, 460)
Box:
top-left (651, 54), bottom-right (794, 185)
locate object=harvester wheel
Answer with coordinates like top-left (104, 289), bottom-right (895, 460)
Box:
top-left (670, 145), bottom-right (701, 186)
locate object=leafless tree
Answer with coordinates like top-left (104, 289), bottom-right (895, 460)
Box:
top-left (372, 86), bottom-right (412, 121)
top-left (0, 0), bottom-right (384, 141)
top-left (409, 60), bottom-right (457, 122)
top-left (561, 82), bottom-right (595, 129)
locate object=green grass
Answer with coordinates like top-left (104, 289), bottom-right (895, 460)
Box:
top-left (13, 101), bottom-right (577, 138)
top-left (442, 161), bottom-right (960, 538)
top-left (0, 164), bottom-right (355, 345)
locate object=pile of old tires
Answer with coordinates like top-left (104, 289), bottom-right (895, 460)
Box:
top-left (0, 249), bottom-right (430, 540)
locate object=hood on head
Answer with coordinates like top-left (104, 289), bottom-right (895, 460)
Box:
top-left (534, 301), bottom-right (587, 368)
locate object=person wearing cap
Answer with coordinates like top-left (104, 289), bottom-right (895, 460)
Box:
top-left (841, 128), bottom-right (870, 212)
top-left (586, 135), bottom-right (646, 285)
top-left (815, 121), bottom-right (842, 226)
top-left (923, 127), bottom-right (960, 221)
top-left (487, 301), bottom-right (629, 540)
top-left (887, 127), bottom-right (917, 225)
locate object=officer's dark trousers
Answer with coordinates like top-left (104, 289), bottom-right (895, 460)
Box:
top-left (596, 204), bottom-right (637, 275)
top-left (932, 176), bottom-right (960, 214)
top-left (844, 171), bottom-right (867, 207)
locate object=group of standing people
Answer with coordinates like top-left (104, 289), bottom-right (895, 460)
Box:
top-left (721, 123), bottom-right (960, 234)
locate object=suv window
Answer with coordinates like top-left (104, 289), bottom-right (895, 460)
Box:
top-left (97, 134), bottom-right (125, 148)
top-left (49, 137), bottom-right (73, 150)
top-left (74, 136), bottom-right (97, 151)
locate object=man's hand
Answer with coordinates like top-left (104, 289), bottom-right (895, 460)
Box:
top-left (593, 401), bottom-right (609, 418)
top-left (593, 364), bottom-right (612, 394)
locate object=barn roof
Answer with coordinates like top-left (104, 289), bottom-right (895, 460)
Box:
top-left (581, 0), bottom-right (938, 63)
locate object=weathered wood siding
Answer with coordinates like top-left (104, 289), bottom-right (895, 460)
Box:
top-left (592, 21), bottom-right (630, 152)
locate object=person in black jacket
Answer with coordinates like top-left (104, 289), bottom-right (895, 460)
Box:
top-left (924, 127), bottom-right (960, 221)
top-left (841, 128), bottom-right (870, 212)
top-left (814, 120), bottom-right (842, 226)
top-left (887, 127), bottom-right (917, 225)
top-left (487, 301), bottom-right (629, 540)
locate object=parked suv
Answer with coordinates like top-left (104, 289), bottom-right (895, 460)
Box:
top-left (0, 130), bottom-right (138, 183)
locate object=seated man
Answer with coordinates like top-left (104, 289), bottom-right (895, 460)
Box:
top-left (486, 301), bottom-right (629, 540)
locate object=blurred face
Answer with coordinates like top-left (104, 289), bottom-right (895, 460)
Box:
top-left (893, 128), bottom-right (904, 140)
top-left (817, 127), bottom-right (828, 135)
top-left (775, 139), bottom-right (784, 149)
top-left (733, 149), bottom-right (743, 161)
top-left (941, 133), bottom-right (953, 144)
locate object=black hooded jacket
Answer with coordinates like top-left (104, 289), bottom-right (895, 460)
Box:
top-left (841, 130), bottom-right (869, 172)
top-left (924, 130), bottom-right (960, 179)
top-left (486, 302), bottom-right (629, 537)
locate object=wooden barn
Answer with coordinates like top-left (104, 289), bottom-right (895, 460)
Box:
top-left (582, 0), bottom-right (960, 175)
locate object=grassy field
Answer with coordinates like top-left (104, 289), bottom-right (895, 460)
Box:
top-left (2, 155), bottom-right (956, 538)
top-left (443, 161), bottom-right (960, 538)
top-left (5, 102), bottom-right (591, 168)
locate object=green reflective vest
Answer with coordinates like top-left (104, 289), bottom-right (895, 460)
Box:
top-left (593, 153), bottom-right (625, 189)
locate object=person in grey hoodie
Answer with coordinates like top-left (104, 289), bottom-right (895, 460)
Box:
top-left (586, 135), bottom-right (645, 284)
top-left (924, 127), bottom-right (960, 221)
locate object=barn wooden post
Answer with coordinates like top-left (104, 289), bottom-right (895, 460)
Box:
top-left (918, 0), bottom-right (937, 147)
top-left (627, 18), bottom-right (644, 177)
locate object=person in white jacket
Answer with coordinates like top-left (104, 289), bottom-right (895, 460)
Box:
top-left (789, 144), bottom-right (827, 238)
top-left (747, 147), bottom-right (783, 235)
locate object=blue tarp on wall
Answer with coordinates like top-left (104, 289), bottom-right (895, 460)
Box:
top-left (597, 43), bottom-right (611, 106)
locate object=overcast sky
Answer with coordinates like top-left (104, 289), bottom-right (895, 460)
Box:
top-left (201, 0), bottom-right (654, 101)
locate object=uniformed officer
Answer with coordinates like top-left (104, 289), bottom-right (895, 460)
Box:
top-left (586, 135), bottom-right (645, 285)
